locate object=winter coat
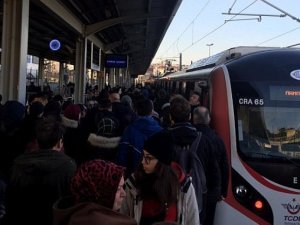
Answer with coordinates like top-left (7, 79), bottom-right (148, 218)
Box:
top-left (53, 197), bottom-right (137, 225)
top-left (62, 116), bottom-right (89, 165)
top-left (194, 124), bottom-right (229, 199)
top-left (168, 122), bottom-right (221, 201)
top-left (116, 116), bottom-right (162, 176)
top-left (120, 163), bottom-right (199, 225)
top-left (2, 150), bottom-right (76, 225)
top-left (87, 133), bottom-right (121, 162)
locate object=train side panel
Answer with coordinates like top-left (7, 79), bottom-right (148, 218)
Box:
top-left (210, 66), bottom-right (271, 225)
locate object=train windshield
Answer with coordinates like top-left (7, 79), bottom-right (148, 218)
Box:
top-left (233, 81), bottom-right (300, 189)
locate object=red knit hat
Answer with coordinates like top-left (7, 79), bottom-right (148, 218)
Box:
top-left (64, 104), bottom-right (81, 121)
top-left (71, 159), bottom-right (125, 209)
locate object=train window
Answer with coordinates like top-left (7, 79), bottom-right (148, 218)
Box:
top-left (167, 81), bottom-right (171, 91)
top-left (186, 81), bottom-right (195, 99)
top-left (164, 81), bottom-right (169, 93)
top-left (182, 82), bottom-right (186, 96)
top-left (178, 82), bottom-right (183, 95)
top-left (234, 81), bottom-right (300, 189)
top-left (172, 81), bottom-right (176, 93)
top-left (194, 82), bottom-right (203, 93)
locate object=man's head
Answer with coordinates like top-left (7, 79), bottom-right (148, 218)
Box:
top-left (193, 106), bottom-right (211, 125)
top-left (135, 98), bottom-right (153, 116)
top-left (170, 95), bottom-right (191, 123)
top-left (189, 91), bottom-right (201, 106)
top-left (36, 117), bottom-right (64, 150)
top-left (97, 97), bottom-right (112, 111)
top-left (109, 92), bottom-right (120, 103)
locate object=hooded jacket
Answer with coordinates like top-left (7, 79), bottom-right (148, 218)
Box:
top-left (87, 133), bottom-right (121, 161)
top-left (116, 116), bottom-right (162, 176)
top-left (53, 159), bottom-right (137, 225)
top-left (120, 163), bottom-right (199, 225)
top-left (62, 115), bottom-right (89, 165)
top-left (53, 197), bottom-right (137, 225)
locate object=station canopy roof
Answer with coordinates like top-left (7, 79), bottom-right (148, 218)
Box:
top-left (0, 0), bottom-right (182, 77)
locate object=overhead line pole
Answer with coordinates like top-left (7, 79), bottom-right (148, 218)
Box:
top-left (260, 0), bottom-right (300, 22)
top-left (222, 12), bottom-right (285, 17)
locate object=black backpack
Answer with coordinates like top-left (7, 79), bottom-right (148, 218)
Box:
top-left (173, 132), bottom-right (207, 211)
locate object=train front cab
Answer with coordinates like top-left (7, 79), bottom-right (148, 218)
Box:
top-left (211, 49), bottom-right (300, 225)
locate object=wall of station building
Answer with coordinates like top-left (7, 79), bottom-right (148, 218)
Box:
top-left (23, 55), bottom-right (134, 105)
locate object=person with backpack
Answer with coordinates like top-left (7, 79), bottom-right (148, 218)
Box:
top-left (193, 106), bottom-right (229, 225)
top-left (116, 98), bottom-right (162, 177)
top-left (121, 130), bottom-right (199, 225)
top-left (168, 95), bottom-right (221, 223)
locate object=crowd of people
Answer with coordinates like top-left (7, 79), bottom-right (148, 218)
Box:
top-left (0, 84), bottom-right (229, 225)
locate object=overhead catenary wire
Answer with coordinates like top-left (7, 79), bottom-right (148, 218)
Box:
top-left (158, 0), bottom-right (300, 62)
top-left (158, 0), bottom-right (211, 59)
top-left (257, 26), bottom-right (300, 46)
top-left (181, 0), bottom-right (258, 53)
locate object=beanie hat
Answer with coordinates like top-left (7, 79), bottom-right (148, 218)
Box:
top-left (97, 117), bottom-right (118, 137)
top-left (121, 95), bottom-right (133, 109)
top-left (64, 104), bottom-right (81, 121)
top-left (29, 101), bottom-right (44, 117)
top-left (2, 100), bottom-right (25, 123)
top-left (97, 97), bottom-right (111, 109)
top-left (71, 159), bottom-right (125, 209)
top-left (44, 101), bottom-right (61, 118)
top-left (143, 130), bottom-right (174, 165)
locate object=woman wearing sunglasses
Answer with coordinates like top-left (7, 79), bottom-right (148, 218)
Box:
top-left (120, 130), bottom-right (199, 225)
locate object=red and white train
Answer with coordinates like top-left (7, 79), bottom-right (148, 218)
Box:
top-left (157, 46), bottom-right (300, 225)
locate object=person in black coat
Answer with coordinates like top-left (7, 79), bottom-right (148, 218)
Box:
top-left (62, 103), bottom-right (88, 165)
top-left (193, 106), bottom-right (229, 225)
top-left (2, 117), bottom-right (76, 225)
top-left (168, 95), bottom-right (221, 224)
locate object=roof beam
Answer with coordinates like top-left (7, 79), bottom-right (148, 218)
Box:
top-left (85, 13), bottom-right (166, 36)
top-left (87, 34), bottom-right (105, 49)
top-left (103, 36), bottom-right (146, 52)
top-left (39, 0), bottom-right (84, 34)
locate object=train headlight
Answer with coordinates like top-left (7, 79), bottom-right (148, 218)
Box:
top-left (235, 185), bottom-right (248, 198)
top-left (254, 200), bottom-right (263, 210)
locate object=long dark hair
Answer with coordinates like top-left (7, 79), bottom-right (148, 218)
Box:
top-left (134, 161), bottom-right (179, 205)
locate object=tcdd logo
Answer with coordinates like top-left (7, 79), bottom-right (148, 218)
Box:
top-left (282, 199), bottom-right (300, 215)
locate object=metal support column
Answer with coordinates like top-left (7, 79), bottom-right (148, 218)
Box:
top-left (113, 68), bottom-right (116, 87)
top-left (74, 37), bottom-right (87, 103)
top-left (98, 71), bottom-right (104, 91)
top-left (0, 0), bottom-right (30, 104)
top-left (59, 62), bottom-right (64, 95)
top-left (115, 68), bottom-right (120, 86)
top-left (108, 68), bottom-right (113, 87)
top-left (38, 58), bottom-right (44, 89)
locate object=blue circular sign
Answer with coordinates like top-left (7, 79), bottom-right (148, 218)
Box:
top-left (49, 39), bottom-right (61, 51)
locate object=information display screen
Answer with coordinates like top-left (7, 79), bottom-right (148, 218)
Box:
top-left (270, 86), bottom-right (300, 101)
top-left (104, 54), bottom-right (128, 68)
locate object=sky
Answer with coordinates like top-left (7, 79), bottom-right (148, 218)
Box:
top-left (152, 0), bottom-right (300, 65)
